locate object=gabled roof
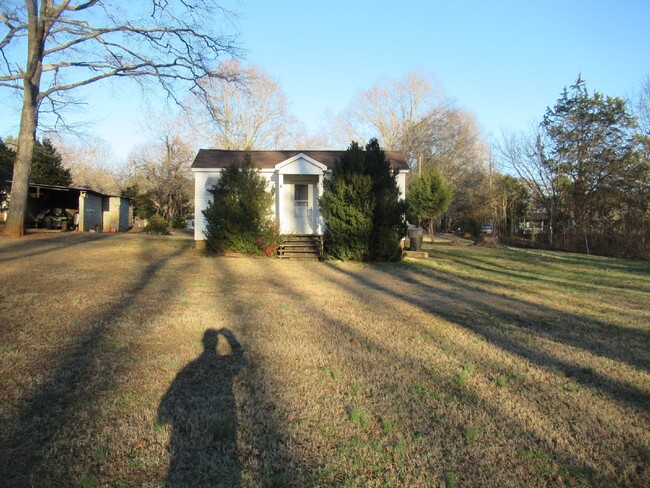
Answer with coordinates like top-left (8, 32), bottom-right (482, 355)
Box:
top-left (191, 150), bottom-right (410, 170)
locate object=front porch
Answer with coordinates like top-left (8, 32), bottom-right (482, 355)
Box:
top-left (275, 154), bottom-right (326, 236)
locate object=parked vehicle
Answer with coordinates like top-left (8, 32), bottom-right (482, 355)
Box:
top-left (480, 223), bottom-right (494, 235)
top-left (38, 208), bottom-right (73, 230)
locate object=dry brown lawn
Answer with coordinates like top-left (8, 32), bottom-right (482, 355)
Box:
top-left (0, 232), bottom-right (648, 487)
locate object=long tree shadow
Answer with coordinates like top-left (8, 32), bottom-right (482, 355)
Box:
top-left (260, 260), bottom-right (623, 486)
top-left (0, 232), bottom-right (114, 263)
top-left (429, 248), bottom-right (650, 295)
top-left (158, 328), bottom-right (244, 487)
top-left (497, 246), bottom-right (650, 275)
top-left (0, 238), bottom-right (189, 486)
top-left (410, 260), bottom-right (650, 370)
top-left (323, 262), bottom-right (650, 413)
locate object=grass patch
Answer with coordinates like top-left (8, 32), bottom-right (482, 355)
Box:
top-left (445, 471), bottom-right (458, 488)
top-left (211, 417), bottom-right (236, 441)
top-left (349, 407), bottom-right (370, 428)
top-left (381, 418), bottom-right (394, 434)
top-left (324, 367), bottom-right (340, 380)
top-left (79, 474), bottom-right (98, 488)
top-left (412, 383), bottom-right (439, 399)
top-left (0, 233), bottom-right (648, 487)
top-left (464, 427), bottom-right (478, 442)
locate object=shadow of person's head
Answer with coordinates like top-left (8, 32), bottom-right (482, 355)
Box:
top-left (202, 328), bottom-right (242, 358)
top-left (203, 328), bottom-right (219, 352)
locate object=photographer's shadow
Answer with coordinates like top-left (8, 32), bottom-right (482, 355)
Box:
top-left (158, 328), bottom-right (244, 487)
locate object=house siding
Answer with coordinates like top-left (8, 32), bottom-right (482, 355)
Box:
top-left (194, 169), bottom-right (276, 241)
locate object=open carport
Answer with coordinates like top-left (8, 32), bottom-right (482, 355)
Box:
top-left (23, 183), bottom-right (132, 232)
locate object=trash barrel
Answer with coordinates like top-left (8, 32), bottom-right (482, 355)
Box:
top-left (408, 228), bottom-right (424, 251)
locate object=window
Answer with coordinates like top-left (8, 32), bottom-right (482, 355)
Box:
top-left (295, 184), bottom-right (308, 207)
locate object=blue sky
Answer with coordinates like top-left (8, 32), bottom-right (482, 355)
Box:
top-left (1, 0), bottom-right (649, 161)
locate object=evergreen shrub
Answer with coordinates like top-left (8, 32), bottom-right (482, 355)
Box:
top-left (203, 154), bottom-right (278, 255)
top-left (170, 215), bottom-right (187, 229)
top-left (145, 215), bottom-right (170, 235)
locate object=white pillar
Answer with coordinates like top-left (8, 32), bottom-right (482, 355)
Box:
top-left (277, 172), bottom-right (284, 234)
top-left (317, 173), bottom-right (324, 234)
top-left (194, 171), bottom-right (208, 241)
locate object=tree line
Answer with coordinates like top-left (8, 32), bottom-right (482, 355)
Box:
top-left (3, 69), bottom-right (648, 260)
top-left (499, 76), bottom-right (649, 259)
top-left (1, 2), bottom-right (647, 258)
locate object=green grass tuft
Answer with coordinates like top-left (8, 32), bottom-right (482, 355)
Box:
top-left (464, 427), bottom-right (478, 442)
top-left (349, 407), bottom-right (370, 428)
top-left (79, 474), bottom-right (98, 488)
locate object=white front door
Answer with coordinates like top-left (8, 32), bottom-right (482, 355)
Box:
top-left (284, 183), bottom-right (314, 234)
top-left (294, 184), bottom-right (309, 234)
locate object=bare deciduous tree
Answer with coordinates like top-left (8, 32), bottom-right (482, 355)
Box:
top-left (190, 60), bottom-right (298, 150)
top-left (47, 134), bottom-right (122, 194)
top-left (125, 114), bottom-right (195, 221)
top-left (0, 0), bottom-right (238, 236)
top-left (336, 72), bottom-right (448, 165)
top-left (426, 109), bottom-right (487, 187)
top-left (498, 126), bottom-right (563, 246)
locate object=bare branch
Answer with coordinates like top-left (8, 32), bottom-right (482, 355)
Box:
top-left (0, 80), bottom-right (21, 89)
top-left (65, 1), bottom-right (101, 12)
top-left (0, 0), bottom-right (241, 235)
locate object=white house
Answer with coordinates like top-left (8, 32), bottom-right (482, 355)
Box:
top-left (191, 150), bottom-right (409, 243)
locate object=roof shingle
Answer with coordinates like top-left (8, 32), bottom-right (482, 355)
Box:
top-left (191, 149), bottom-right (409, 170)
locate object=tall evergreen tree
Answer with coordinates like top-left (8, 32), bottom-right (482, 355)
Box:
top-left (0, 137), bottom-right (72, 187)
top-left (542, 76), bottom-right (640, 251)
top-left (0, 138), bottom-right (15, 208)
top-left (320, 139), bottom-right (407, 261)
top-left (0, 138), bottom-right (15, 183)
top-left (30, 139), bottom-right (72, 186)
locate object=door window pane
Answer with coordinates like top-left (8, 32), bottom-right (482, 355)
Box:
top-left (295, 184), bottom-right (308, 202)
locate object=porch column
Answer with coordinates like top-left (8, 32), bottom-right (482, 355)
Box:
top-left (277, 172), bottom-right (284, 234)
top-left (317, 172), bottom-right (324, 234)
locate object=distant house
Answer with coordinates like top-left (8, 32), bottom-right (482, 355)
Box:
top-left (1, 182), bottom-right (132, 232)
top-left (191, 150), bottom-right (409, 243)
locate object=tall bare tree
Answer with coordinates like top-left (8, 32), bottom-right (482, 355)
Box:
top-left (190, 60), bottom-right (298, 150)
top-left (125, 114), bottom-right (195, 221)
top-left (498, 126), bottom-right (563, 246)
top-left (336, 72), bottom-right (448, 166)
top-left (0, 0), bottom-right (238, 236)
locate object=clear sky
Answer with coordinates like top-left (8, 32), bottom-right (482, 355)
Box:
top-left (1, 0), bottom-right (649, 161)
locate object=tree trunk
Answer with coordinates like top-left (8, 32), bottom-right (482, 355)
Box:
top-left (3, 1), bottom-right (44, 237)
top-left (3, 88), bottom-right (39, 237)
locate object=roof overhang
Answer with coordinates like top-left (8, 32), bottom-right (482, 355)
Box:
top-left (275, 153), bottom-right (328, 175)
